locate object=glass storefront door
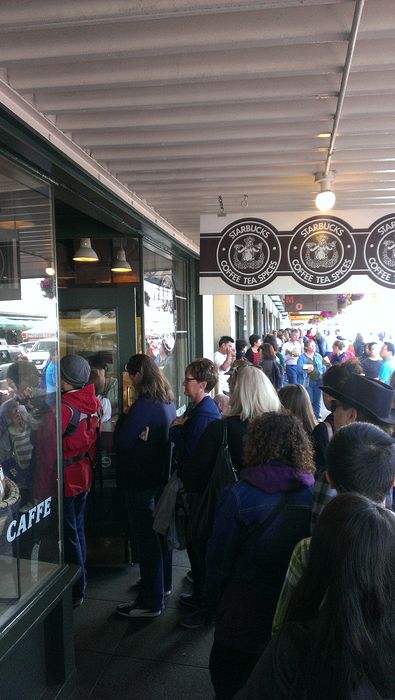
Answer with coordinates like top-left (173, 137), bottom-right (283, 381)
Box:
top-left (58, 287), bottom-right (137, 562)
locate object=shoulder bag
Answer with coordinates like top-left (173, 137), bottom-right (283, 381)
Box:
top-left (189, 418), bottom-right (238, 544)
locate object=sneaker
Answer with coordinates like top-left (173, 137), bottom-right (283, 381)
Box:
top-left (185, 570), bottom-right (194, 584)
top-left (178, 592), bottom-right (201, 609)
top-left (179, 609), bottom-right (207, 629)
top-left (116, 600), bottom-right (162, 618)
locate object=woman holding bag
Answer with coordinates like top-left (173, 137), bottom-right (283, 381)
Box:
top-left (297, 339), bottom-right (324, 420)
top-left (178, 364), bottom-right (281, 628)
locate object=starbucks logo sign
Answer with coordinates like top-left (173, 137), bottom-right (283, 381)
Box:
top-left (216, 218), bottom-right (280, 290)
top-left (364, 216), bottom-right (395, 288)
top-left (288, 216), bottom-right (356, 289)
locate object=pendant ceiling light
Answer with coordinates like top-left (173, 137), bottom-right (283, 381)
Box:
top-left (73, 238), bottom-right (99, 262)
top-left (314, 171), bottom-right (336, 212)
top-left (111, 244), bottom-right (132, 273)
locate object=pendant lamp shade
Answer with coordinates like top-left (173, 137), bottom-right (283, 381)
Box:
top-left (73, 238), bottom-right (99, 262)
top-left (111, 245), bottom-right (132, 272)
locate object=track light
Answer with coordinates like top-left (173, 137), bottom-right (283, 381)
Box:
top-left (217, 195), bottom-right (226, 217)
top-left (73, 238), bottom-right (99, 262)
top-left (241, 194), bottom-right (248, 208)
top-left (314, 171), bottom-right (336, 211)
top-left (111, 244), bottom-right (132, 273)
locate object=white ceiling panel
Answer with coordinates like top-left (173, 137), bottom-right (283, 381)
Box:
top-left (0, 0), bottom-right (394, 246)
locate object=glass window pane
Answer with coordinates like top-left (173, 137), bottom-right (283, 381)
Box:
top-left (0, 155), bottom-right (61, 629)
top-left (144, 248), bottom-right (188, 409)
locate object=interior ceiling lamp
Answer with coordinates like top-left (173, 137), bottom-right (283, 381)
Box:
top-left (217, 195), bottom-right (226, 217)
top-left (45, 265), bottom-right (55, 276)
top-left (72, 238), bottom-right (99, 262)
top-left (314, 171), bottom-right (336, 211)
top-left (111, 243), bottom-right (132, 273)
top-left (241, 194), bottom-right (249, 208)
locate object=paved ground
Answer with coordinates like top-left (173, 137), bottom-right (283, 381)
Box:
top-left (69, 550), bottom-right (215, 700)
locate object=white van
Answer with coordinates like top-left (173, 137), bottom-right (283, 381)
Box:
top-left (28, 338), bottom-right (57, 372)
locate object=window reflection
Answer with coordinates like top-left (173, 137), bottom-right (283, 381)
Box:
top-left (144, 249), bottom-right (188, 408)
top-left (0, 156), bottom-right (60, 627)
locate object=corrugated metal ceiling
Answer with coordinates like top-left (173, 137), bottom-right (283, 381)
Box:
top-left (1, 0), bottom-right (395, 248)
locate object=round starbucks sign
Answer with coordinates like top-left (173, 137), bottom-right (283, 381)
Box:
top-left (288, 216), bottom-right (356, 289)
top-left (216, 218), bottom-right (280, 290)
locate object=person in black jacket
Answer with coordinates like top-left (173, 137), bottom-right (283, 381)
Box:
top-left (178, 364), bottom-right (282, 628)
top-left (114, 354), bottom-right (176, 619)
top-left (235, 493), bottom-right (395, 700)
top-left (245, 334), bottom-right (262, 366)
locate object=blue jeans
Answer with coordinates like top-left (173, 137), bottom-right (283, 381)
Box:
top-left (64, 491), bottom-right (89, 601)
top-left (124, 488), bottom-right (172, 610)
top-left (285, 364), bottom-right (298, 385)
top-left (307, 379), bottom-right (322, 420)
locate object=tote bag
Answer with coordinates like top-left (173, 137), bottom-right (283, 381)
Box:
top-left (189, 419), bottom-right (238, 544)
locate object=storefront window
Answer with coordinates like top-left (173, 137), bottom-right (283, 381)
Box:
top-left (144, 248), bottom-right (188, 409)
top-left (0, 156), bottom-right (61, 630)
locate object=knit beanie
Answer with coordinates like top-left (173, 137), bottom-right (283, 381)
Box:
top-left (60, 354), bottom-right (91, 388)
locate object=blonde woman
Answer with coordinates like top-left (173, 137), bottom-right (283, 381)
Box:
top-left (178, 365), bottom-right (281, 627)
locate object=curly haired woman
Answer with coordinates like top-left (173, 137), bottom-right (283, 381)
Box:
top-left (205, 411), bottom-right (315, 700)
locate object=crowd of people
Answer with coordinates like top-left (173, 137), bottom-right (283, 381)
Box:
top-left (1, 326), bottom-right (395, 699)
top-left (108, 329), bottom-right (394, 700)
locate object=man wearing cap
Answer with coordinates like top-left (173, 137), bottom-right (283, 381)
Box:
top-left (61, 354), bottom-right (102, 607)
top-left (311, 373), bottom-right (395, 529)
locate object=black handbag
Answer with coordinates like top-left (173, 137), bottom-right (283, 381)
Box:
top-left (189, 419), bottom-right (238, 544)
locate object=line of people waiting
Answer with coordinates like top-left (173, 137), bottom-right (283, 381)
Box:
top-left (111, 349), bottom-right (395, 700)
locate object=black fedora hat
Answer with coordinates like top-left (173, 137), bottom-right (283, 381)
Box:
top-left (323, 373), bottom-right (395, 425)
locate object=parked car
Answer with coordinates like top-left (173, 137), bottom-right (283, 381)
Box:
top-left (28, 338), bottom-right (57, 372)
top-left (18, 341), bottom-right (36, 353)
top-left (0, 346), bottom-right (27, 380)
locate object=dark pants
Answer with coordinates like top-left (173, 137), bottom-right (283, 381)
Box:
top-left (63, 490), bottom-right (89, 601)
top-left (124, 488), bottom-right (172, 610)
top-left (209, 639), bottom-right (261, 700)
top-left (307, 378), bottom-right (322, 420)
top-left (186, 538), bottom-right (207, 603)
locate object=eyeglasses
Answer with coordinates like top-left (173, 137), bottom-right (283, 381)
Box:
top-left (184, 376), bottom-right (196, 382)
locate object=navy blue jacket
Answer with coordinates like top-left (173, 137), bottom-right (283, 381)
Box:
top-left (205, 462), bottom-right (313, 654)
top-left (170, 395), bottom-right (220, 472)
top-left (114, 397), bottom-right (176, 491)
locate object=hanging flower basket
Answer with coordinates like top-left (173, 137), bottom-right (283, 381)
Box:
top-left (40, 278), bottom-right (55, 299)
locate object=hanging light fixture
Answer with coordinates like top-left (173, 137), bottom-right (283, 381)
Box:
top-left (314, 171), bottom-right (336, 211)
top-left (217, 195), bottom-right (226, 217)
top-left (72, 238), bottom-right (99, 262)
top-left (111, 242), bottom-right (132, 273)
top-left (241, 194), bottom-right (249, 208)
top-left (45, 264), bottom-right (55, 276)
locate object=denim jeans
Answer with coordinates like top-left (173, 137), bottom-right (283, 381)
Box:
top-left (64, 490), bottom-right (89, 601)
top-left (285, 364), bottom-right (298, 385)
top-left (124, 488), bottom-right (172, 610)
top-left (307, 378), bottom-right (322, 420)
